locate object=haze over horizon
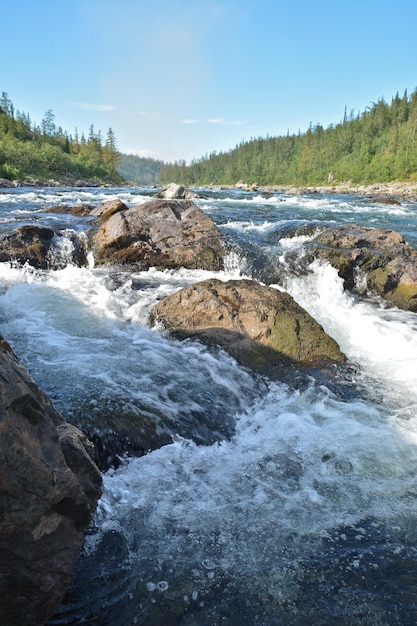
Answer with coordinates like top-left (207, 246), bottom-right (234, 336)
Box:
top-left (3, 0), bottom-right (417, 163)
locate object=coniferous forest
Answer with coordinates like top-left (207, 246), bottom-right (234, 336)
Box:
top-left (160, 89), bottom-right (417, 187)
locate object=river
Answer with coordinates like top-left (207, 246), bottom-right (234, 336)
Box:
top-left (1, 186), bottom-right (417, 625)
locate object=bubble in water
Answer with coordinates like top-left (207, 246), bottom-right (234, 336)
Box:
top-left (146, 582), bottom-right (156, 592)
top-left (157, 581), bottom-right (169, 592)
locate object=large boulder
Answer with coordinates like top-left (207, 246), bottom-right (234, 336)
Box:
top-left (92, 199), bottom-right (226, 270)
top-left (152, 278), bottom-right (346, 376)
top-left (156, 183), bottom-right (201, 199)
top-left (0, 336), bottom-right (102, 625)
top-left (305, 224), bottom-right (417, 311)
top-left (0, 225), bottom-right (55, 268)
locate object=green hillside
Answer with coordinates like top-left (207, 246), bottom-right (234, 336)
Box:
top-left (0, 91), bottom-right (124, 185)
top-left (160, 89), bottom-right (417, 187)
top-left (118, 153), bottom-right (165, 185)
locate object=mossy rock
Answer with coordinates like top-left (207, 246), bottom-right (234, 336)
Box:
top-left (152, 278), bottom-right (346, 379)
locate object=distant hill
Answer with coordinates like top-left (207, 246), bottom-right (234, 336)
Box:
top-left (118, 154), bottom-right (166, 185)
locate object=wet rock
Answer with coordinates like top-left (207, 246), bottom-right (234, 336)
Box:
top-left (92, 199), bottom-right (226, 270)
top-left (0, 336), bottom-right (102, 625)
top-left (152, 278), bottom-right (346, 376)
top-left (306, 224), bottom-right (417, 311)
top-left (0, 225), bottom-right (55, 268)
top-left (156, 182), bottom-right (201, 199)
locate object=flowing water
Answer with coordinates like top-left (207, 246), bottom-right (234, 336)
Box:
top-left (1, 186), bottom-right (417, 625)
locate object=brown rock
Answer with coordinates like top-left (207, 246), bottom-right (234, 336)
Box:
top-left (92, 199), bottom-right (225, 270)
top-left (306, 224), bottom-right (417, 310)
top-left (44, 204), bottom-right (95, 216)
top-left (152, 278), bottom-right (346, 376)
top-left (0, 337), bottom-right (102, 625)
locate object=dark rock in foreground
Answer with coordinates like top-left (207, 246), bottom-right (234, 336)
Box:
top-left (0, 336), bottom-right (102, 625)
top-left (306, 224), bottom-right (417, 311)
top-left (92, 199), bottom-right (226, 270)
top-left (0, 225), bottom-right (88, 269)
top-left (152, 278), bottom-right (346, 377)
top-left (0, 225), bottom-right (55, 268)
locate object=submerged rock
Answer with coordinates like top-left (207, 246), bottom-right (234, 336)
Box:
top-left (0, 336), bottom-right (102, 625)
top-left (305, 224), bottom-right (417, 311)
top-left (92, 199), bottom-right (226, 270)
top-left (152, 278), bottom-right (346, 377)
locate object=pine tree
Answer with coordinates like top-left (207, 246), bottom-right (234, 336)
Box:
top-left (103, 127), bottom-right (120, 172)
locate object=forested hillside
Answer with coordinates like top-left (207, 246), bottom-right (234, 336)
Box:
top-left (0, 92), bottom-right (124, 185)
top-left (160, 89), bottom-right (417, 187)
top-left (118, 153), bottom-right (165, 185)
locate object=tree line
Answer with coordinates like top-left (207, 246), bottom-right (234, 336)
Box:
top-left (0, 91), bottom-right (123, 184)
top-left (159, 88), bottom-right (417, 187)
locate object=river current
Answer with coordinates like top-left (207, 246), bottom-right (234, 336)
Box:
top-left (1, 186), bottom-right (417, 625)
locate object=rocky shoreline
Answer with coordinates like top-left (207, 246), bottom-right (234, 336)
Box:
top-left (210, 180), bottom-right (417, 202)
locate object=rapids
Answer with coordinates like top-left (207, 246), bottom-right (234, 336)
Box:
top-left (1, 186), bottom-right (417, 624)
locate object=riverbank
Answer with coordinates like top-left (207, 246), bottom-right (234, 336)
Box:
top-left (2, 175), bottom-right (417, 201)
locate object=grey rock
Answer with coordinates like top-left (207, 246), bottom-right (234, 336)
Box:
top-left (92, 199), bottom-right (226, 270)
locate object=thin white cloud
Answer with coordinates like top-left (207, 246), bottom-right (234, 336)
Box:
top-left (124, 148), bottom-right (167, 160)
top-left (181, 118), bottom-right (200, 124)
top-left (207, 117), bottom-right (243, 126)
top-left (71, 102), bottom-right (117, 112)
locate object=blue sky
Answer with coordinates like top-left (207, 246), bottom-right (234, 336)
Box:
top-left (3, 0), bottom-right (417, 163)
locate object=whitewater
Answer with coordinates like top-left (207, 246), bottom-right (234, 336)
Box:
top-left (1, 186), bottom-right (417, 625)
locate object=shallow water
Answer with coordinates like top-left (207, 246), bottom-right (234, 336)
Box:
top-left (1, 186), bottom-right (417, 624)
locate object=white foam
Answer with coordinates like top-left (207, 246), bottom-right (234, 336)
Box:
top-left (278, 260), bottom-right (417, 417)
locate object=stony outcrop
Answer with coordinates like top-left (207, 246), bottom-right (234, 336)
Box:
top-left (305, 224), bottom-right (417, 311)
top-left (0, 336), bottom-right (102, 625)
top-left (0, 225), bottom-right (55, 268)
top-left (152, 278), bottom-right (346, 376)
top-left (156, 182), bottom-right (201, 199)
top-left (92, 199), bottom-right (226, 270)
